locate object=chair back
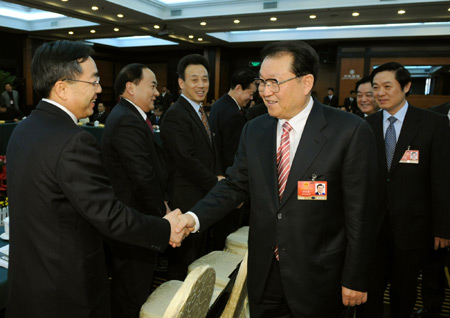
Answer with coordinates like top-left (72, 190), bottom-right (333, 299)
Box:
top-left (221, 251), bottom-right (248, 318)
top-left (163, 264), bottom-right (215, 318)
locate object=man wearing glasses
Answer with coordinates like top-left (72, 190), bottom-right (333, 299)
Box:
top-left (176, 40), bottom-right (379, 317)
top-left (6, 40), bottom-right (187, 318)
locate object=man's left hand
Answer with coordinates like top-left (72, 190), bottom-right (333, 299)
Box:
top-left (342, 286), bottom-right (367, 306)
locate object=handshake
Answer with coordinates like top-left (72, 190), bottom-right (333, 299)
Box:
top-left (163, 209), bottom-right (197, 248)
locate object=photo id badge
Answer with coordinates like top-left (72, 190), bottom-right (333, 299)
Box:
top-left (399, 149), bottom-right (419, 164)
top-left (298, 181), bottom-right (327, 200)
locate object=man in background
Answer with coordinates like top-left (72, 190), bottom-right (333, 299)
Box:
top-left (161, 54), bottom-right (223, 280)
top-left (91, 102), bottom-right (108, 124)
top-left (208, 68), bottom-right (256, 249)
top-left (343, 89), bottom-right (357, 112)
top-left (355, 76), bottom-right (380, 117)
top-left (323, 87), bottom-right (339, 107)
top-left (101, 63), bottom-right (170, 318)
top-left (1, 83), bottom-right (20, 111)
top-left (5, 40), bottom-right (185, 318)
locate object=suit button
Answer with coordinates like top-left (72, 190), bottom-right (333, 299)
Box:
top-left (277, 213), bottom-right (282, 220)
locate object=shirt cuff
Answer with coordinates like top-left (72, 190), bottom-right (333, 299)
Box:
top-left (186, 211), bottom-right (200, 233)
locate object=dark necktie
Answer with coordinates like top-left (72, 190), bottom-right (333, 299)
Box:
top-left (199, 105), bottom-right (211, 143)
top-left (385, 116), bottom-right (397, 170)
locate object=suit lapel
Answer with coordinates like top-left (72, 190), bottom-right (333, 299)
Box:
top-left (389, 106), bottom-right (421, 172)
top-left (257, 117), bottom-right (279, 208)
top-left (280, 102), bottom-right (327, 207)
top-left (180, 97), bottom-right (213, 149)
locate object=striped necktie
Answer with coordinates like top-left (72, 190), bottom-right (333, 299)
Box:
top-left (199, 105), bottom-right (212, 143)
top-left (277, 122), bottom-right (293, 200)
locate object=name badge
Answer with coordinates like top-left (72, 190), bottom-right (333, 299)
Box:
top-left (399, 149), bottom-right (419, 164)
top-left (298, 181), bottom-right (327, 200)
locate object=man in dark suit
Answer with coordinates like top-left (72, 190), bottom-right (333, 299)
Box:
top-left (176, 40), bottom-right (379, 317)
top-left (343, 89), bottom-right (356, 112)
top-left (1, 83), bottom-right (20, 111)
top-left (91, 102), bottom-right (108, 124)
top-left (323, 87), bottom-right (339, 107)
top-left (160, 54), bottom-right (224, 280)
top-left (5, 40), bottom-right (186, 318)
top-left (101, 63), bottom-right (169, 318)
top-left (357, 62), bottom-right (450, 318)
top-left (208, 68), bottom-right (256, 250)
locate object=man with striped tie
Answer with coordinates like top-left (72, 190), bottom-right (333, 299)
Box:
top-left (176, 40), bottom-right (379, 318)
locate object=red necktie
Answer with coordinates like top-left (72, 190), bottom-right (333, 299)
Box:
top-left (145, 118), bottom-right (154, 133)
top-left (274, 122), bottom-right (293, 261)
top-left (277, 122), bottom-right (293, 200)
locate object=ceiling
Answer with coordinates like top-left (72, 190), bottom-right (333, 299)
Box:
top-left (1, 0), bottom-right (450, 49)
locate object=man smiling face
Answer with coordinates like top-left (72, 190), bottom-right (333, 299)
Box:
top-left (179, 64), bottom-right (209, 104)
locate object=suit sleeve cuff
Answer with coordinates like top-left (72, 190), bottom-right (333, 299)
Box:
top-left (186, 211), bottom-right (200, 233)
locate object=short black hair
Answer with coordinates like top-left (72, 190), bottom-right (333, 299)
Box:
top-left (355, 76), bottom-right (371, 92)
top-left (260, 41), bottom-right (319, 85)
top-left (177, 54), bottom-right (209, 80)
top-left (230, 69), bottom-right (256, 90)
top-left (31, 40), bottom-right (93, 98)
top-left (328, 87), bottom-right (334, 92)
top-left (371, 62), bottom-right (412, 96)
top-left (114, 63), bottom-right (148, 96)
top-left (350, 90), bottom-right (356, 94)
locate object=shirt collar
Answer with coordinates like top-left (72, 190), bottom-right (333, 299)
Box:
top-left (228, 94), bottom-right (241, 110)
top-left (42, 98), bottom-right (77, 124)
top-left (278, 96), bottom-right (314, 131)
top-left (122, 97), bottom-right (147, 120)
top-left (383, 100), bottom-right (408, 124)
top-left (181, 94), bottom-right (202, 113)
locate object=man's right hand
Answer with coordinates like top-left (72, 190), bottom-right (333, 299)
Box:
top-left (163, 209), bottom-right (190, 248)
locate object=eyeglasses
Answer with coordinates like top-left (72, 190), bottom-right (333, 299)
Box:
top-left (63, 77), bottom-right (101, 87)
top-left (254, 76), bottom-right (300, 93)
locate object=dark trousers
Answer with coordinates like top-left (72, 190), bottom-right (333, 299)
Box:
top-left (249, 257), bottom-right (346, 318)
top-left (421, 246), bottom-right (448, 312)
top-left (108, 243), bottom-right (156, 318)
top-left (356, 228), bottom-right (427, 318)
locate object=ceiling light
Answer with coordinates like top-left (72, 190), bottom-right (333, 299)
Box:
top-left (200, 21), bottom-right (207, 26)
top-left (198, 37), bottom-right (203, 41)
top-left (117, 13), bottom-right (124, 18)
top-left (154, 25), bottom-right (160, 29)
top-left (448, 8), bottom-right (450, 11)
top-left (309, 15), bottom-right (317, 19)
top-left (91, 6), bottom-right (98, 11)
top-left (90, 29), bottom-right (96, 33)
top-left (352, 12), bottom-right (360, 17)
top-left (398, 10), bottom-right (406, 15)
top-left (188, 35), bottom-right (194, 39)
top-left (114, 28), bottom-right (119, 32)
top-left (68, 31), bottom-right (73, 35)
top-left (234, 19), bottom-right (240, 24)
top-left (61, 0), bottom-right (68, 2)
top-left (270, 17), bottom-right (277, 22)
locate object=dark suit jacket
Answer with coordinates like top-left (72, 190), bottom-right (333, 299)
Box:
top-left (323, 94), bottom-right (339, 107)
top-left (91, 111), bottom-right (108, 124)
top-left (161, 95), bottom-right (220, 211)
top-left (366, 106), bottom-right (450, 250)
top-left (6, 100), bottom-right (170, 318)
top-left (191, 101), bottom-right (379, 317)
top-left (209, 93), bottom-right (246, 172)
top-left (102, 98), bottom-right (167, 217)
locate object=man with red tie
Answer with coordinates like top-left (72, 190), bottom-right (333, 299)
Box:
top-left (101, 63), bottom-right (170, 318)
top-left (176, 40), bottom-right (379, 317)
